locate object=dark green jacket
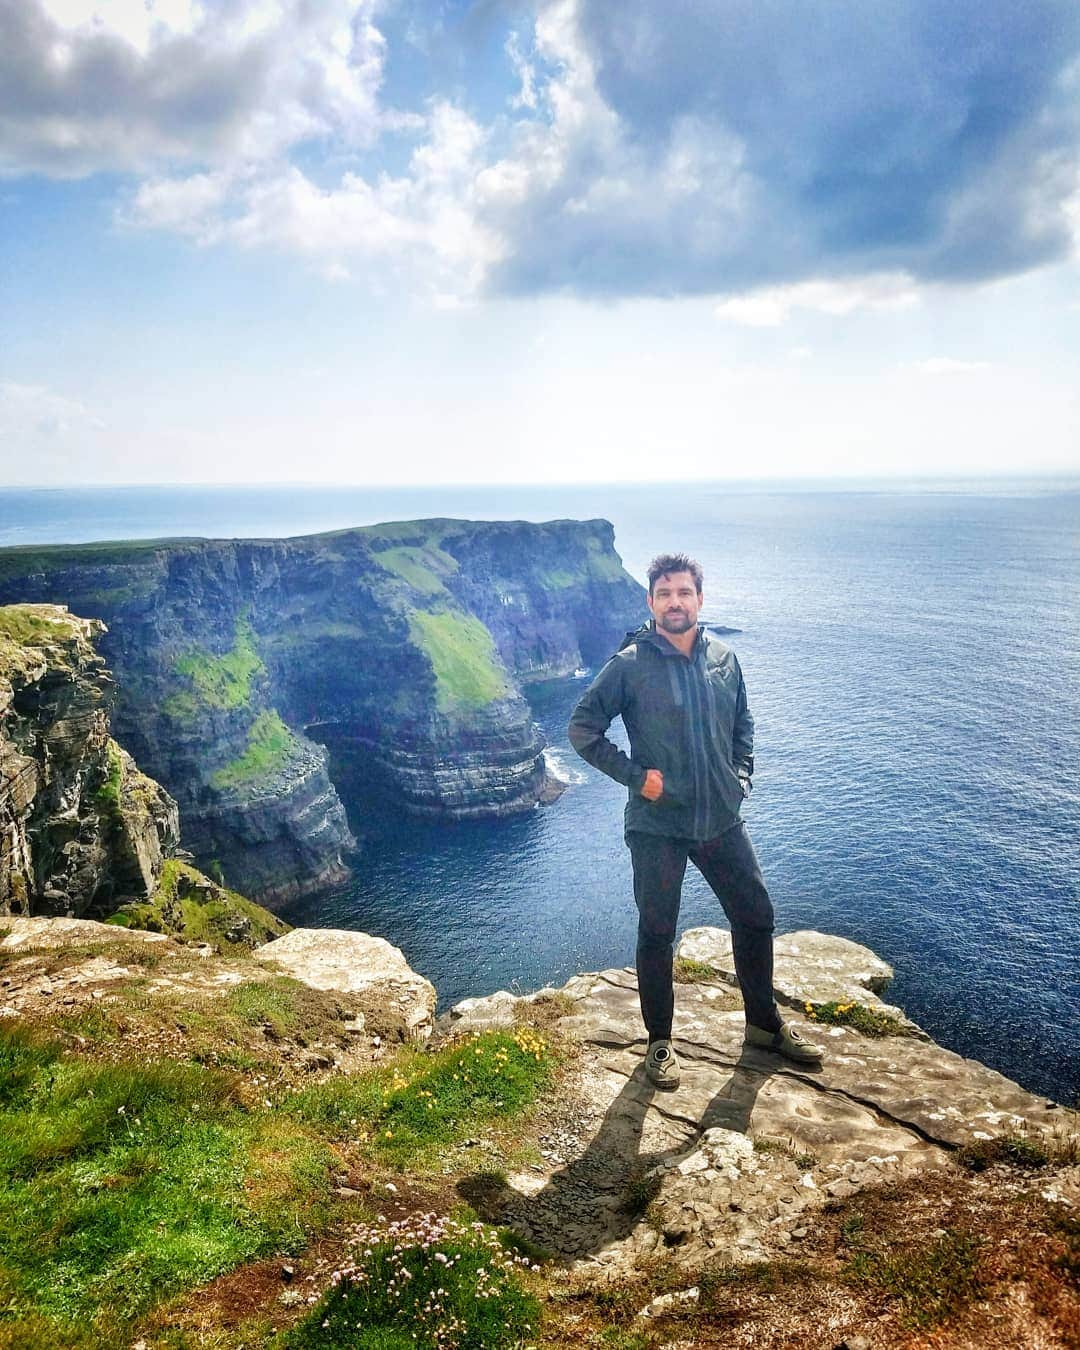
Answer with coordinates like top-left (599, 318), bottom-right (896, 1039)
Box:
top-left (567, 622), bottom-right (754, 840)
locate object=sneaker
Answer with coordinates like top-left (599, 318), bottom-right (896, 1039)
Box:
top-left (644, 1038), bottom-right (681, 1090)
top-left (744, 1021), bottom-right (825, 1066)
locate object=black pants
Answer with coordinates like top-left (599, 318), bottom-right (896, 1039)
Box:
top-left (627, 822), bottom-right (782, 1042)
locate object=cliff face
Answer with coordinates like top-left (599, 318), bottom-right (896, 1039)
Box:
top-left (0, 519), bottom-right (644, 901)
top-left (0, 604), bottom-right (179, 918)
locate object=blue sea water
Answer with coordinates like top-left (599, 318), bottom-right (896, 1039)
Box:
top-left (1, 479), bottom-right (1078, 1104)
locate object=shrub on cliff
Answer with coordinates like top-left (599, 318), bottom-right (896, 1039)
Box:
top-left (104, 858), bottom-right (290, 953)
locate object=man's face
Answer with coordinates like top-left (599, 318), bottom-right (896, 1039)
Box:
top-left (647, 570), bottom-right (702, 635)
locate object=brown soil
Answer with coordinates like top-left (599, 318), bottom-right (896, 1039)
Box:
top-left (538, 1162), bottom-right (1079, 1349)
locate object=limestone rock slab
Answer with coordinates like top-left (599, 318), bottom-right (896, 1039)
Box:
top-left (453, 932), bottom-right (1074, 1274)
top-left (677, 926), bottom-right (921, 1031)
top-left (254, 927), bottom-right (436, 1042)
top-left (0, 914), bottom-right (170, 950)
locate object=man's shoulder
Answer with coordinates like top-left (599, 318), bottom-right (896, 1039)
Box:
top-left (616, 622), bottom-right (652, 655)
top-left (701, 630), bottom-right (740, 669)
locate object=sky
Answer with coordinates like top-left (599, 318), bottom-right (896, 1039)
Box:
top-left (1, 0), bottom-right (1079, 487)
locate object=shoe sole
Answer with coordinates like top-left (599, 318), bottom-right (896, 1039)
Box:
top-left (743, 1040), bottom-right (824, 1066)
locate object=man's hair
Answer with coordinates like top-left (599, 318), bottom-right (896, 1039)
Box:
top-left (647, 552), bottom-right (704, 595)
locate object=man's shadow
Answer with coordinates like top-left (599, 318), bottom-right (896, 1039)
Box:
top-left (457, 1039), bottom-right (775, 1260)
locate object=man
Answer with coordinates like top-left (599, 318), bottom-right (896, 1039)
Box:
top-left (568, 552), bottom-right (823, 1089)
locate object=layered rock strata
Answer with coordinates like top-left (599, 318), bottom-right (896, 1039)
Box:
top-left (0, 604), bottom-right (178, 918)
top-left (0, 520), bottom-right (643, 898)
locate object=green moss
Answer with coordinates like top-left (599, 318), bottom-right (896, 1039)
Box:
top-left (105, 860), bottom-right (290, 953)
top-left (584, 534), bottom-right (631, 581)
top-left (160, 689), bottom-right (201, 726)
top-left (210, 710), bottom-right (299, 792)
top-left (537, 567), bottom-right (580, 588)
top-left (93, 739), bottom-right (124, 823)
top-left (409, 608), bottom-right (508, 711)
top-left (263, 621), bottom-right (367, 650)
top-left (172, 612), bottom-right (263, 712)
top-left (673, 956), bottom-right (726, 985)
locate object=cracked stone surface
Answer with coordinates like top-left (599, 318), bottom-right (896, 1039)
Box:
top-left (449, 927), bottom-right (1070, 1274)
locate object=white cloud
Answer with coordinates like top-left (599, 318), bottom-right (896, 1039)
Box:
top-left (0, 0), bottom-right (386, 177)
top-left (123, 101), bottom-right (504, 297)
top-left (6, 0), bottom-right (1080, 305)
top-left (714, 275), bottom-right (922, 326)
top-left (912, 357), bottom-right (992, 375)
top-left (506, 31), bottom-right (538, 112)
top-left (0, 381), bottom-right (105, 447)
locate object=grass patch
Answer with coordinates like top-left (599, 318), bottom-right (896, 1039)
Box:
top-left (224, 979), bottom-right (306, 1039)
top-left (0, 605), bottom-right (75, 648)
top-left (802, 999), bottom-right (910, 1037)
top-left (52, 969), bottom-right (354, 1085)
top-left (105, 859), bottom-right (289, 953)
top-left (700, 1257), bottom-right (815, 1300)
top-left (173, 612), bottom-right (263, 712)
top-left (282, 1212), bottom-right (539, 1349)
top-left (210, 710), bottom-right (299, 792)
top-left (843, 1228), bottom-right (983, 1329)
top-left (0, 539), bottom-right (186, 586)
top-left (289, 1027), bottom-right (556, 1170)
top-left (93, 738), bottom-right (124, 823)
top-left (957, 1132), bottom-right (1052, 1172)
top-left (376, 545), bottom-right (457, 596)
top-left (409, 609), bottom-right (509, 712)
top-left (752, 1135), bottom-right (818, 1170)
top-left (621, 1165), bottom-right (662, 1216)
top-left (0, 1023), bottom-right (338, 1344)
top-left (537, 567), bottom-right (579, 588)
top-left (673, 957), bottom-right (727, 985)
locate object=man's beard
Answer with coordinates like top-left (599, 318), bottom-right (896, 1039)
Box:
top-left (658, 610), bottom-right (693, 633)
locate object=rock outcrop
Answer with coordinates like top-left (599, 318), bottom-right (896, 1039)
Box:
top-left (0, 912), bottom-right (436, 1046)
top-left (446, 928), bottom-right (1073, 1272)
top-left (253, 927), bottom-right (437, 1042)
top-left (0, 519), bottom-right (643, 900)
top-left (0, 604), bottom-right (179, 918)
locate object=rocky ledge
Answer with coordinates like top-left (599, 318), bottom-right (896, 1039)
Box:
top-left (0, 913), bottom-right (1075, 1346)
top-left (0, 518), bottom-right (643, 899)
top-left (447, 927), bottom-right (1075, 1275)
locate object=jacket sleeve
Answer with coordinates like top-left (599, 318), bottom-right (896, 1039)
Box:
top-left (568, 655), bottom-right (647, 792)
top-left (732, 660), bottom-right (755, 782)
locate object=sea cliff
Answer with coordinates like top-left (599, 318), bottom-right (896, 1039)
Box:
top-left (0, 518), bottom-right (644, 902)
top-left (0, 603), bottom-right (178, 918)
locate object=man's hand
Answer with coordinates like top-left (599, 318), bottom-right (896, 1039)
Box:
top-left (640, 768), bottom-right (664, 801)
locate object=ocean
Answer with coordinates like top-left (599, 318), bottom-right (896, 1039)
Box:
top-left (1, 478), bottom-right (1077, 1104)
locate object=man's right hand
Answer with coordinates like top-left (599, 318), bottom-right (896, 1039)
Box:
top-left (640, 768), bottom-right (664, 801)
